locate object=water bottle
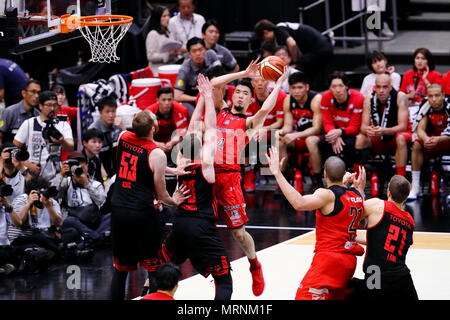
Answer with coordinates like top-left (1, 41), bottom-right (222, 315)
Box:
top-left (370, 173), bottom-right (379, 197)
top-left (431, 171), bottom-right (439, 196)
top-left (294, 169), bottom-right (303, 193)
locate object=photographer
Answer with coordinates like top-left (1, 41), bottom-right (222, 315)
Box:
top-left (12, 91), bottom-right (74, 180)
top-left (7, 176), bottom-right (62, 272)
top-left (52, 151), bottom-right (109, 244)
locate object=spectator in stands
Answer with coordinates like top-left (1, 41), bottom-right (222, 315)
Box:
top-left (0, 79), bottom-right (41, 145)
top-left (272, 46), bottom-right (300, 93)
top-left (13, 91), bottom-right (74, 179)
top-left (0, 58), bottom-right (28, 107)
top-left (408, 84), bottom-right (450, 200)
top-left (243, 73), bottom-right (286, 192)
top-left (312, 72), bottom-right (364, 177)
top-left (174, 37), bottom-right (221, 114)
top-left (441, 71), bottom-right (450, 95)
top-left (168, 0), bottom-right (205, 49)
top-left (277, 72), bottom-right (323, 187)
top-left (360, 51), bottom-right (401, 96)
top-left (88, 96), bottom-right (124, 178)
top-left (201, 19), bottom-right (239, 73)
top-left (146, 87), bottom-right (189, 156)
top-left (8, 176), bottom-right (62, 261)
top-left (146, 6), bottom-right (184, 75)
top-left (354, 74), bottom-right (410, 178)
top-left (141, 263), bottom-right (181, 300)
top-left (52, 151), bottom-right (109, 244)
top-left (82, 128), bottom-right (108, 184)
top-left (400, 48), bottom-right (442, 122)
top-left (254, 19), bottom-right (333, 90)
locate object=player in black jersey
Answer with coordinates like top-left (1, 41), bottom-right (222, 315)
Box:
top-left (277, 72), bottom-right (323, 187)
top-left (347, 175), bottom-right (418, 300)
top-left (110, 110), bottom-right (190, 300)
top-left (161, 74), bottom-right (233, 300)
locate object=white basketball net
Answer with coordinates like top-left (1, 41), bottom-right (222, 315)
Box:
top-left (79, 17), bottom-right (131, 63)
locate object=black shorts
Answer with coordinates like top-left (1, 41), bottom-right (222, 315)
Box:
top-left (111, 206), bottom-right (163, 272)
top-left (318, 135), bottom-right (356, 167)
top-left (162, 215), bottom-right (231, 278)
top-left (347, 273), bottom-right (418, 300)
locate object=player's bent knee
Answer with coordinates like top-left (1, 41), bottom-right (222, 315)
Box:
top-left (396, 134), bottom-right (407, 147)
top-left (231, 227), bottom-right (246, 243)
top-left (213, 273), bottom-right (233, 300)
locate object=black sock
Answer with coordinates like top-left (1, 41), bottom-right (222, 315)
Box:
top-left (111, 269), bottom-right (128, 300)
top-left (213, 273), bottom-right (233, 300)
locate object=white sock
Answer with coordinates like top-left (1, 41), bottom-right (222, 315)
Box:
top-left (411, 171), bottom-right (421, 187)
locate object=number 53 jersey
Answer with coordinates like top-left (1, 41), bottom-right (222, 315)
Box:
top-left (112, 130), bottom-right (159, 210)
top-left (364, 200), bottom-right (415, 278)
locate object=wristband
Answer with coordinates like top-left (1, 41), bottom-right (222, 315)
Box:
top-left (340, 128), bottom-right (346, 137)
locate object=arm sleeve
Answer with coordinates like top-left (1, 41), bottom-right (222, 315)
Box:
top-left (344, 96), bottom-right (364, 136)
top-left (86, 181), bottom-right (107, 208)
top-left (174, 65), bottom-right (189, 91)
top-left (0, 109), bottom-right (10, 133)
top-left (205, 50), bottom-right (222, 68)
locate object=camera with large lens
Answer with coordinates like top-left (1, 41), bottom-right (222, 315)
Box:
top-left (3, 146), bottom-right (30, 165)
top-left (33, 186), bottom-right (59, 209)
top-left (65, 159), bottom-right (84, 177)
top-left (0, 182), bottom-right (13, 198)
top-left (42, 116), bottom-right (63, 141)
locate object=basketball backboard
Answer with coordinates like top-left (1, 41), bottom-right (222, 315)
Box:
top-left (0, 0), bottom-right (111, 54)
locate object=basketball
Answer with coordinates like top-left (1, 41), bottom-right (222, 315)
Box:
top-left (259, 56), bottom-right (286, 82)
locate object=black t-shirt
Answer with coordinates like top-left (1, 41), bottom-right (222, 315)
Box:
top-left (275, 24), bottom-right (331, 54)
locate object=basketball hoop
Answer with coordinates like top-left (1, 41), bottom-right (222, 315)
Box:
top-left (63, 15), bottom-right (133, 63)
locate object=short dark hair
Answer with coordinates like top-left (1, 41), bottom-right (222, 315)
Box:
top-left (39, 91), bottom-right (57, 104)
top-left (205, 65), bottom-right (226, 80)
top-left (51, 84), bottom-right (66, 95)
top-left (82, 128), bottom-right (104, 142)
top-left (157, 87), bottom-right (174, 98)
top-left (149, 6), bottom-right (169, 35)
top-left (388, 175), bottom-right (411, 203)
top-left (413, 47), bottom-right (436, 71)
top-left (327, 71), bottom-right (350, 88)
top-left (254, 19), bottom-right (276, 41)
top-left (180, 133), bottom-right (202, 160)
top-left (132, 111), bottom-right (155, 138)
top-left (288, 71), bottom-right (309, 86)
top-left (24, 79), bottom-right (41, 90)
top-left (261, 40), bottom-right (276, 56)
top-left (98, 96), bottom-right (117, 112)
top-left (155, 263), bottom-right (181, 291)
top-left (202, 19), bottom-right (220, 34)
top-left (366, 51), bottom-right (388, 72)
top-left (187, 37), bottom-right (205, 52)
top-left (324, 156), bottom-right (346, 183)
top-left (178, 0), bottom-right (197, 7)
top-left (274, 45), bottom-right (291, 57)
top-left (235, 78), bottom-right (254, 96)
top-left (25, 176), bottom-right (50, 195)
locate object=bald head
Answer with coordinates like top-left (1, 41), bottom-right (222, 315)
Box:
top-left (324, 156), bottom-right (346, 183)
top-left (374, 73), bottom-right (392, 102)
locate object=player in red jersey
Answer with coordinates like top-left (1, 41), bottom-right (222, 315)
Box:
top-left (277, 72), bottom-right (323, 188)
top-left (354, 74), bottom-right (411, 177)
top-left (408, 84), bottom-right (450, 199)
top-left (207, 60), bottom-right (288, 296)
top-left (266, 147), bottom-right (366, 300)
top-left (347, 175), bottom-right (418, 300)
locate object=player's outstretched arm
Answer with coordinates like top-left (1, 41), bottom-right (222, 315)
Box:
top-left (247, 66), bottom-right (288, 131)
top-left (210, 58), bottom-right (260, 89)
top-left (266, 146), bottom-right (332, 211)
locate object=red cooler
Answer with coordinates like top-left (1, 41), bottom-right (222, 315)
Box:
top-left (129, 78), bottom-right (170, 109)
top-left (158, 64), bottom-right (182, 88)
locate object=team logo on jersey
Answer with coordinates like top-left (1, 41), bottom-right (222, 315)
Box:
top-left (230, 210), bottom-right (241, 220)
top-left (224, 119), bottom-right (231, 125)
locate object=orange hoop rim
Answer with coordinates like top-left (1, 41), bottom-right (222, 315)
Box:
top-left (78, 15), bottom-right (133, 27)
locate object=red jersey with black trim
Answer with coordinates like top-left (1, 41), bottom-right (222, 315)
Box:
top-left (290, 91), bottom-right (317, 132)
top-left (214, 108), bottom-right (248, 173)
top-left (146, 101), bottom-right (189, 143)
top-left (320, 89), bottom-right (364, 136)
top-left (315, 185), bottom-right (364, 254)
top-left (427, 106), bottom-right (449, 136)
top-left (111, 131), bottom-right (159, 210)
top-left (196, 84), bottom-right (235, 108)
top-left (364, 201), bottom-right (414, 278)
top-left (400, 69), bottom-right (442, 104)
top-left (245, 89), bottom-right (286, 126)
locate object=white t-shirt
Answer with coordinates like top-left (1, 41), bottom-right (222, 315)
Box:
top-left (360, 72), bottom-right (401, 96)
top-left (5, 170), bottom-right (25, 204)
top-left (168, 13), bottom-right (205, 47)
top-left (0, 208), bottom-right (9, 245)
top-left (14, 116), bottom-right (73, 178)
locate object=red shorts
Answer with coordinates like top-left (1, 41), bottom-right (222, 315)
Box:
top-left (294, 137), bottom-right (308, 153)
top-left (417, 137), bottom-right (450, 155)
top-left (370, 131), bottom-right (412, 154)
top-left (213, 171), bottom-right (249, 228)
top-left (295, 252), bottom-right (357, 300)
